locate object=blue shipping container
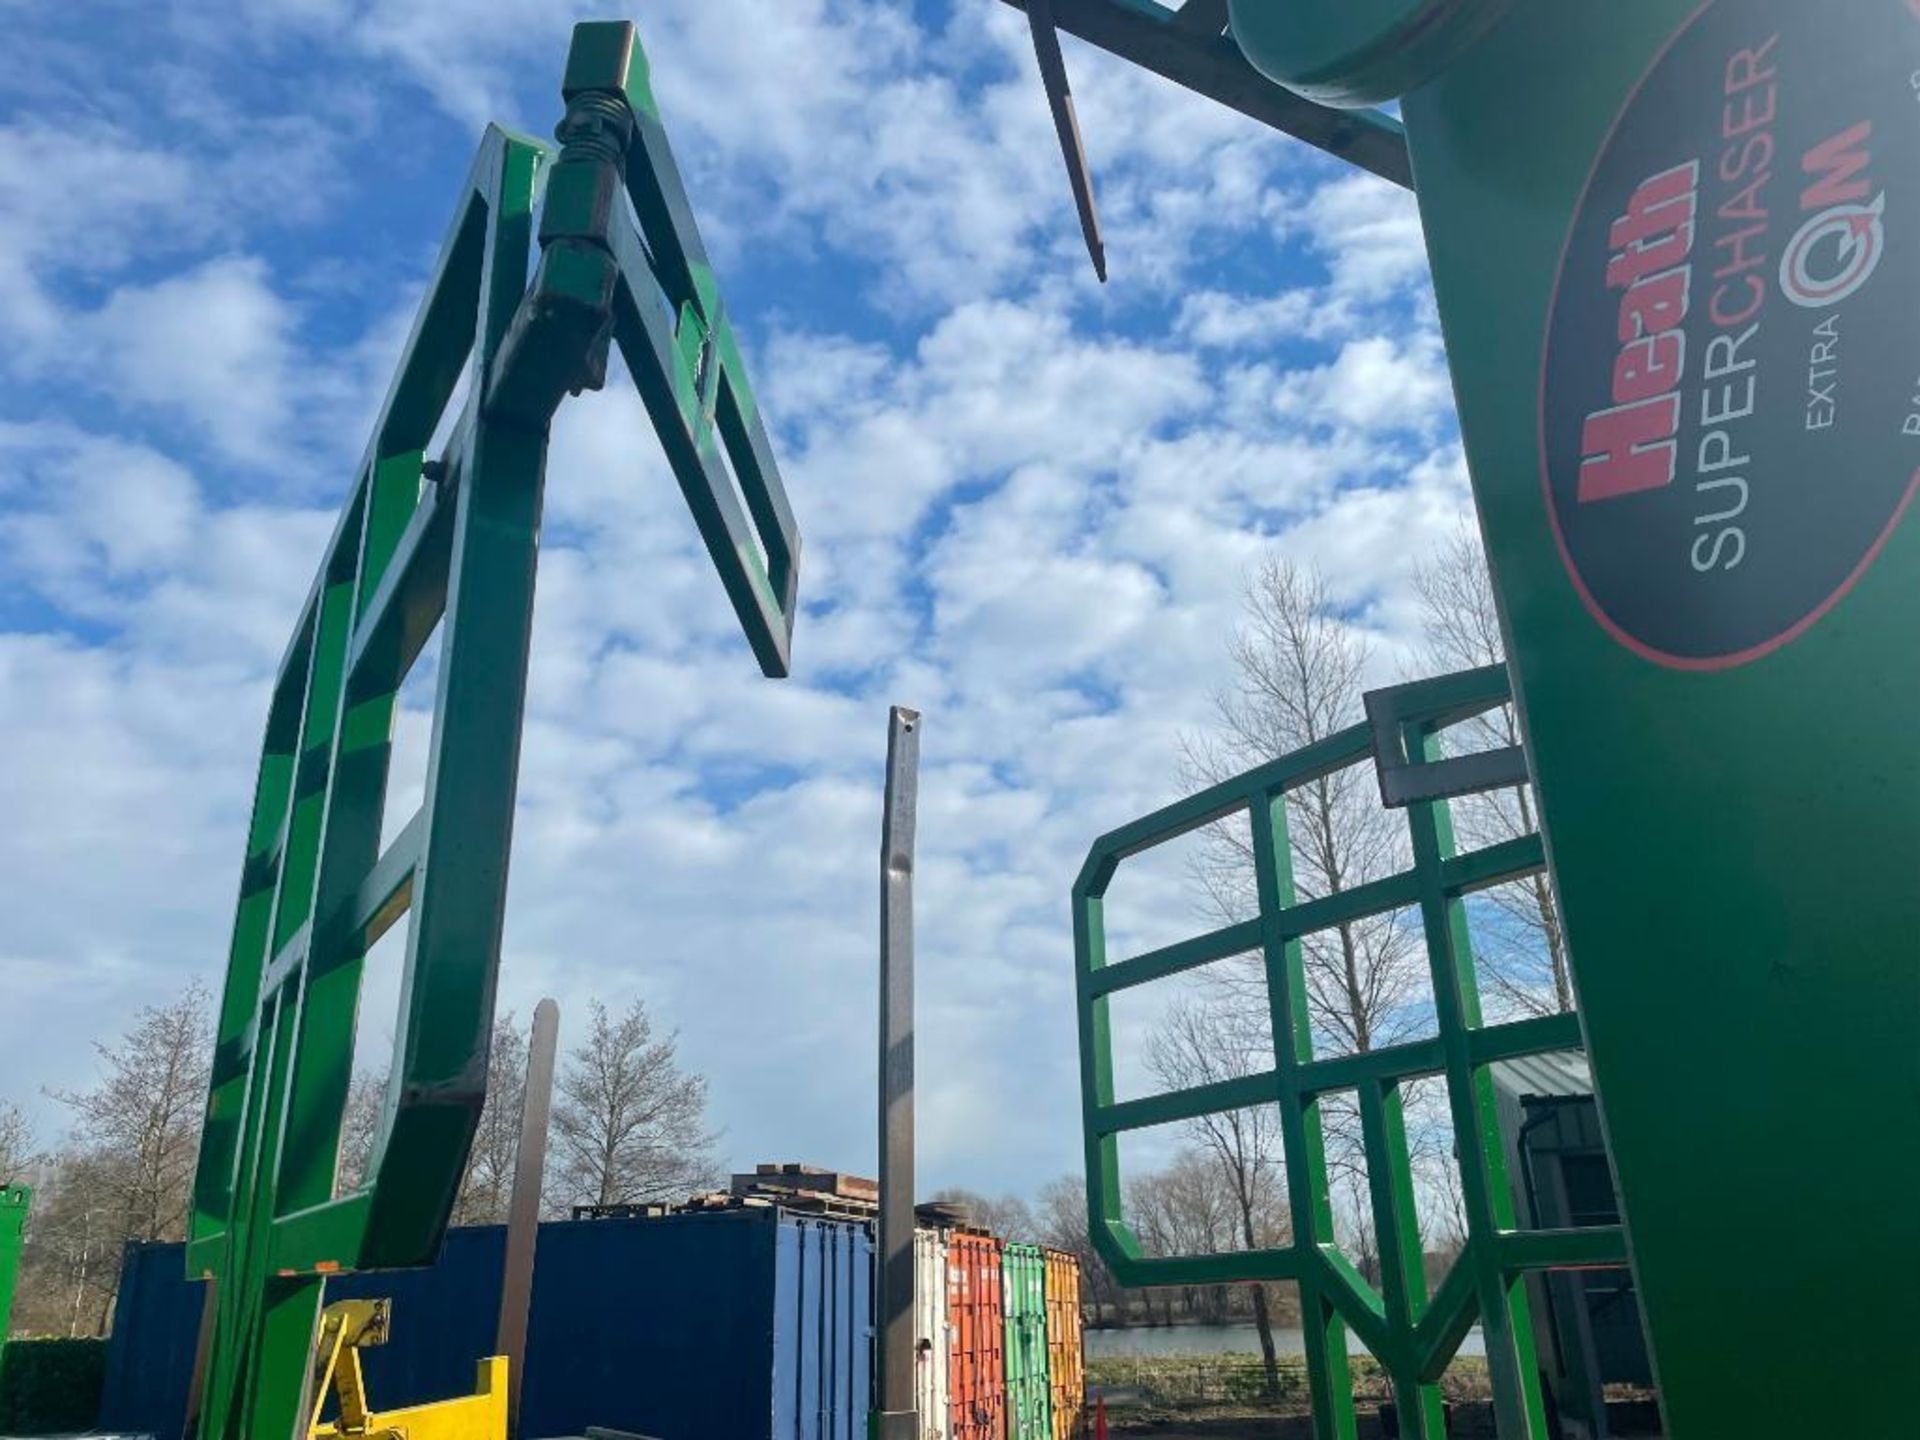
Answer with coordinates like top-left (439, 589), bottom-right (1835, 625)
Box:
top-left (98, 1208), bottom-right (873, 1440)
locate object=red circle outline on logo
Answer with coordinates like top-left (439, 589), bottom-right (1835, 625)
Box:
top-left (1536, 0), bottom-right (1920, 672)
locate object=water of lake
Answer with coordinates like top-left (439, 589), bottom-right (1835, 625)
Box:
top-left (1087, 1323), bottom-right (1487, 1359)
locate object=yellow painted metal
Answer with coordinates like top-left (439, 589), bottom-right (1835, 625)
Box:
top-left (306, 1300), bottom-right (506, 1440)
top-left (1042, 1249), bottom-right (1084, 1440)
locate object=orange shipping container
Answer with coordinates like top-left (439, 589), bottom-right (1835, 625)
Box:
top-left (1043, 1250), bottom-right (1085, 1440)
top-left (946, 1230), bottom-right (1006, 1440)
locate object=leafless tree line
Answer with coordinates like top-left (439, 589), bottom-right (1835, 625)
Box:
top-left (3, 986), bottom-right (716, 1338)
top-left (932, 1171), bottom-right (1287, 1333)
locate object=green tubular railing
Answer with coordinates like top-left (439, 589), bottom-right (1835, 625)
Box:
top-left (1073, 666), bottom-right (1622, 1440)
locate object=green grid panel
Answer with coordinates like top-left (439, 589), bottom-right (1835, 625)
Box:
top-left (185, 22), bottom-right (801, 1440)
top-left (1072, 666), bottom-right (1622, 1440)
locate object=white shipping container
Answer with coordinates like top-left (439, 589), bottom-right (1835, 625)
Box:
top-left (914, 1227), bottom-right (952, 1440)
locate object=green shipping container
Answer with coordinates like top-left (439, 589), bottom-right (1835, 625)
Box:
top-left (1002, 1244), bottom-right (1052, 1440)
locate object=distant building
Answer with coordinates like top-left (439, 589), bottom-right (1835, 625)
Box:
top-left (1493, 1052), bottom-right (1653, 1440)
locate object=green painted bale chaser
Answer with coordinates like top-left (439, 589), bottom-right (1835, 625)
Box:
top-left (184, 21), bottom-right (798, 1440)
top-left (1038, 2), bottom-right (1920, 1437)
top-left (177, 5), bottom-right (1920, 1439)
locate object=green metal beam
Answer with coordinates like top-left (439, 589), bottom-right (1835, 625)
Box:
top-left (994, 0), bottom-right (1411, 187)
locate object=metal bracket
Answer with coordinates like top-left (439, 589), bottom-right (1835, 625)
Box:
top-left (1025, 0), bottom-right (1108, 281)
top-left (1364, 663), bottom-right (1530, 808)
top-left (995, 0), bottom-right (1413, 188)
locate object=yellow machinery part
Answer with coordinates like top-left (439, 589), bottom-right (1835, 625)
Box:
top-left (307, 1299), bottom-right (507, 1440)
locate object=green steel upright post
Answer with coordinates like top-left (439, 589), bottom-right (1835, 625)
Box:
top-left (186, 22), bottom-right (800, 1440)
top-left (1228, 2), bottom-right (1920, 1435)
top-left (0, 1187), bottom-right (28, 1346)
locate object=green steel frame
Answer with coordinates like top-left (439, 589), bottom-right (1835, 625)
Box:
top-left (0, 1186), bottom-right (27, 1347)
top-left (993, 0), bottom-right (1411, 187)
top-left (186, 22), bottom-right (799, 1440)
top-left (1072, 667), bottom-right (1622, 1439)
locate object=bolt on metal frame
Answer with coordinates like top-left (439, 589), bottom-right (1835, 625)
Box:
top-left (186, 22), bottom-right (800, 1440)
top-left (1072, 667), bottom-right (1623, 1440)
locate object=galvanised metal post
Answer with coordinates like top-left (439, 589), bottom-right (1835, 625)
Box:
top-left (1229, 3), bottom-right (1920, 1435)
top-left (0, 1186), bottom-right (28, 1347)
top-left (186, 21), bottom-right (801, 1440)
top-left (496, 999), bottom-right (559, 1438)
top-left (875, 706), bottom-right (921, 1440)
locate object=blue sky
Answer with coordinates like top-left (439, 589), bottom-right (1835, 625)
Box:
top-left (0, 0), bottom-right (1470, 1201)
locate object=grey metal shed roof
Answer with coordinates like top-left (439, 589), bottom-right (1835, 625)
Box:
top-left (1492, 1048), bottom-right (1594, 1100)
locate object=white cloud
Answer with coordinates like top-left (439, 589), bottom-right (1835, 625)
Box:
top-left (0, 124), bottom-right (199, 340)
top-left (0, 0), bottom-right (1488, 1203)
top-left (82, 258), bottom-right (304, 467)
top-left (1299, 171), bottom-right (1431, 299)
top-left (0, 426), bottom-right (199, 597)
top-left (1273, 331), bottom-right (1455, 434)
top-left (0, 632), bottom-right (270, 1097)
top-left (1176, 287), bottom-right (1352, 349)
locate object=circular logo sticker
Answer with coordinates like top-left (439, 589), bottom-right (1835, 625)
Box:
top-left (1541, 0), bottom-right (1920, 669)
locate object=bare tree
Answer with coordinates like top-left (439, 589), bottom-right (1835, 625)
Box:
top-left (48, 983), bottom-right (210, 1248)
top-left (929, 1188), bottom-right (1038, 1242)
top-left (1146, 995), bottom-right (1288, 1394)
top-left (16, 1149), bottom-right (124, 1336)
top-left (334, 1014), bottom-right (527, 1222)
top-left (550, 1000), bottom-right (717, 1209)
top-left (1035, 1175), bottom-right (1119, 1323)
top-left (451, 1013), bottom-right (528, 1226)
top-left (1035, 1175), bottom-right (1090, 1256)
top-left (334, 1069), bottom-right (386, 1196)
top-left (1412, 525), bottom-right (1572, 1018)
top-left (0, 1101), bottom-right (34, 1184)
top-left (1122, 1163), bottom-right (1213, 1326)
top-left (1173, 560), bottom-right (1471, 1317)
top-left (1121, 1151), bottom-right (1293, 1328)
top-left (1183, 559), bottom-right (1426, 1057)
top-left (1423, 1139), bottom-right (1470, 1257)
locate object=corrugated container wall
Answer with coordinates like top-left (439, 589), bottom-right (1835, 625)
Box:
top-left (913, 1228), bottom-right (950, 1440)
top-left (1042, 1250), bottom-right (1084, 1440)
top-left (1002, 1243), bottom-right (1052, 1440)
top-left (99, 1209), bottom-right (870, 1440)
top-left (945, 1230), bottom-right (1005, 1440)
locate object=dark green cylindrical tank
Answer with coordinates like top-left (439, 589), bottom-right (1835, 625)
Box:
top-left (1227, 0), bottom-right (1514, 106)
